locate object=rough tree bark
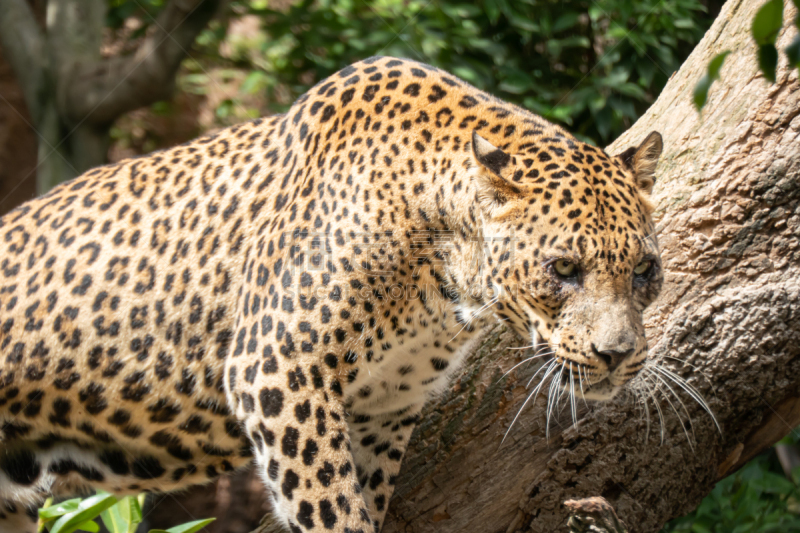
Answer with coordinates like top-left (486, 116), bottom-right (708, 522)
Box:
top-left (145, 1), bottom-right (800, 532)
top-left (0, 0), bottom-right (223, 193)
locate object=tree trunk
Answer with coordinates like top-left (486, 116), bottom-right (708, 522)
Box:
top-left (376, 1), bottom-right (800, 532)
top-left (0, 37), bottom-right (39, 216)
top-left (0, 0), bottom-right (224, 193)
top-left (143, 1), bottom-right (800, 532)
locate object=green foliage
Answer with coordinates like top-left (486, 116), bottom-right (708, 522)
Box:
top-left (662, 432), bottom-right (800, 533)
top-left (99, 0), bottom-right (711, 144)
top-left (752, 0), bottom-right (784, 82)
top-left (752, 0), bottom-right (785, 45)
top-left (44, 493), bottom-right (117, 533)
top-left (696, 0), bottom-right (800, 110)
top-left (693, 51), bottom-right (730, 110)
top-left (38, 493), bottom-right (214, 533)
top-left (99, 494), bottom-right (144, 533)
top-left (233, 0), bottom-right (708, 144)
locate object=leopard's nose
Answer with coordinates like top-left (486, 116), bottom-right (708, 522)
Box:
top-left (591, 344), bottom-right (634, 371)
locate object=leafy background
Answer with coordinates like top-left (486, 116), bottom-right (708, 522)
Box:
top-left (663, 430), bottom-right (800, 533)
top-left (106, 0), bottom-right (712, 153)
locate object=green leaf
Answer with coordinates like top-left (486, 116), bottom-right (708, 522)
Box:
top-left (74, 520), bottom-right (100, 533)
top-left (693, 51), bottom-right (730, 110)
top-left (100, 506), bottom-right (127, 533)
top-left (708, 49), bottom-right (731, 79)
top-left (101, 496), bottom-right (143, 533)
top-left (39, 499), bottom-right (82, 520)
top-left (164, 517), bottom-right (216, 533)
top-left (552, 12), bottom-right (580, 33)
top-left (240, 71), bottom-right (267, 94)
top-left (758, 43), bottom-right (779, 82)
top-left (50, 493), bottom-right (118, 533)
top-left (786, 35), bottom-right (800, 70)
top-left (483, 0), bottom-right (500, 24)
top-left (497, 74), bottom-right (535, 94)
top-left (751, 0), bottom-right (783, 45)
top-left (614, 82), bottom-right (647, 100)
top-left (509, 17), bottom-right (538, 32)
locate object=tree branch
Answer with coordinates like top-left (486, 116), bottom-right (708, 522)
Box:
top-left (46, 0), bottom-right (105, 67)
top-left (61, 0), bottom-right (224, 126)
top-left (0, 0), bottom-right (44, 119)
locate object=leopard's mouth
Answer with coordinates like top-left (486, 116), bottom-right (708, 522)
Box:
top-left (549, 364), bottom-right (621, 402)
top-left (575, 377), bottom-right (620, 401)
top-left (521, 332), bottom-right (625, 402)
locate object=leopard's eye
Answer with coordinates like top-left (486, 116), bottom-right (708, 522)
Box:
top-left (634, 260), bottom-right (652, 276)
top-left (553, 259), bottom-right (577, 278)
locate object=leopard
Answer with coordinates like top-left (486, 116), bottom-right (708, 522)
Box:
top-left (0, 56), bottom-right (663, 533)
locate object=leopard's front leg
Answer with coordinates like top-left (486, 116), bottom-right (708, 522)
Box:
top-left (348, 406), bottom-right (421, 532)
top-left (227, 355), bottom-right (373, 533)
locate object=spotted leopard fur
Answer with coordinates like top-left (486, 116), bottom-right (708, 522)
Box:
top-left (0, 56), bottom-right (663, 533)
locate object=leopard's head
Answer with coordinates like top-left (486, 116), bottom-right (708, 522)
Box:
top-left (465, 130), bottom-right (664, 401)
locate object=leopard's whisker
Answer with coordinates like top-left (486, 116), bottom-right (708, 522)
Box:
top-left (576, 364), bottom-right (590, 409)
top-left (507, 339), bottom-right (560, 351)
top-left (651, 365), bottom-right (721, 434)
top-left (646, 369), bottom-right (695, 450)
top-left (556, 360), bottom-right (570, 409)
top-left (546, 360), bottom-right (566, 439)
top-left (640, 375), bottom-right (666, 444)
top-left (448, 295), bottom-right (499, 344)
top-left (639, 382), bottom-right (652, 442)
top-left (502, 359), bottom-right (558, 444)
top-left (528, 359), bottom-right (559, 405)
top-left (496, 350), bottom-right (556, 384)
top-left (544, 366), bottom-right (558, 440)
top-left (658, 356), bottom-right (716, 389)
top-left (645, 368), bottom-right (695, 439)
top-left (638, 224), bottom-right (663, 243)
top-left (568, 364), bottom-right (577, 426)
top-left (524, 358), bottom-right (556, 389)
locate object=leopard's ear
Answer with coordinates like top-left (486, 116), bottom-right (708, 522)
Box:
top-left (619, 131), bottom-right (663, 195)
top-left (471, 132), bottom-right (522, 213)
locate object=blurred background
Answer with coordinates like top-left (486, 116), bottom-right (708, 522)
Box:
top-left (4, 1), bottom-right (800, 532)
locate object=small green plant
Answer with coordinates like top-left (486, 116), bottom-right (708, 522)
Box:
top-left (662, 432), bottom-right (800, 533)
top-left (37, 492), bottom-right (214, 533)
